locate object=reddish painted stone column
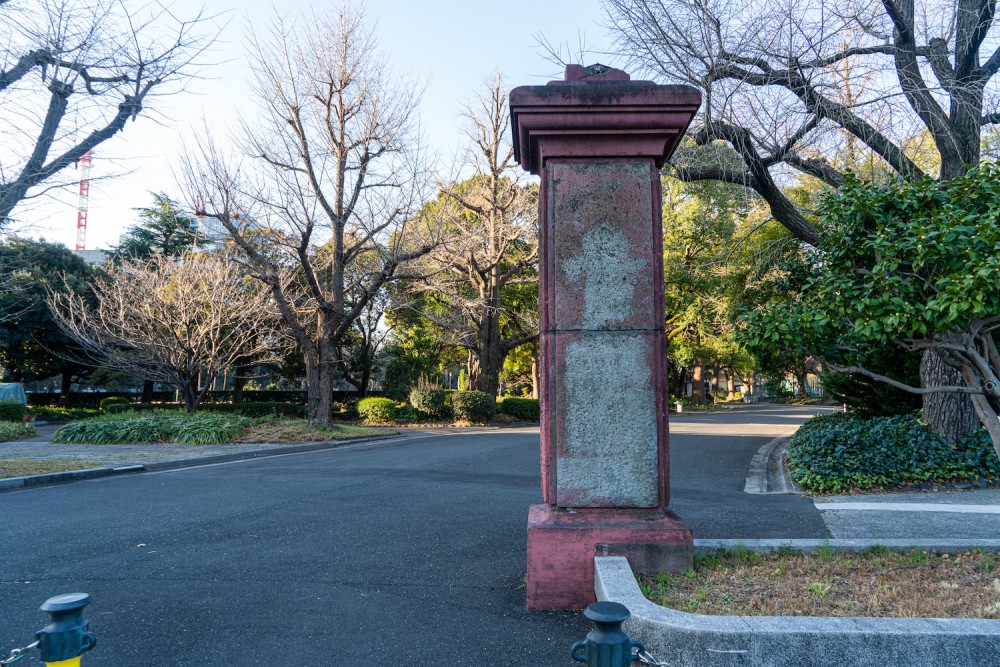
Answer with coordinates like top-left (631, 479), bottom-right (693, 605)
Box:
top-left (510, 64), bottom-right (701, 610)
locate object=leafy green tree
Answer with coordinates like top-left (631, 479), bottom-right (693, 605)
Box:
top-left (0, 238), bottom-right (94, 398)
top-left (112, 192), bottom-right (211, 401)
top-left (662, 167), bottom-right (793, 405)
top-left (745, 166), bottom-right (1000, 453)
top-left (407, 76), bottom-right (538, 397)
top-left (113, 193), bottom-right (205, 260)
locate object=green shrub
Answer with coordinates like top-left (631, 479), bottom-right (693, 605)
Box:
top-left (27, 407), bottom-right (101, 422)
top-left (409, 387), bottom-right (451, 418)
top-left (396, 406), bottom-right (428, 422)
top-left (499, 397), bottom-right (540, 420)
top-left (202, 402), bottom-right (306, 418)
top-left (0, 400), bottom-right (26, 422)
top-left (106, 402), bottom-right (182, 414)
top-left (786, 412), bottom-right (1000, 493)
top-left (0, 421), bottom-right (34, 441)
top-left (52, 411), bottom-right (251, 445)
top-left (451, 391), bottom-right (496, 422)
top-left (357, 397), bottom-right (396, 424)
top-left (100, 396), bottom-right (131, 411)
top-left (104, 402), bottom-right (305, 418)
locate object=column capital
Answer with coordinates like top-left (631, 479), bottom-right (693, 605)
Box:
top-left (509, 65), bottom-right (701, 175)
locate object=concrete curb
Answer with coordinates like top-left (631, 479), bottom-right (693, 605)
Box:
top-left (0, 465), bottom-right (144, 491)
top-left (744, 436), bottom-right (802, 495)
top-left (694, 538), bottom-right (1000, 553)
top-left (594, 556), bottom-right (1000, 667)
top-left (0, 433), bottom-right (401, 492)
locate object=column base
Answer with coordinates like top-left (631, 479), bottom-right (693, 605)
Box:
top-left (526, 503), bottom-right (693, 610)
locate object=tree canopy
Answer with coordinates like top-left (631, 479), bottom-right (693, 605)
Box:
top-left (745, 165), bottom-right (1000, 451)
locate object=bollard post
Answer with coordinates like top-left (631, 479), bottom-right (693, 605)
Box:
top-left (35, 593), bottom-right (96, 667)
top-left (571, 601), bottom-right (643, 666)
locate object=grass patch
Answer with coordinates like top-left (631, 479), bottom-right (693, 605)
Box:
top-left (0, 421), bottom-right (35, 442)
top-left (640, 547), bottom-right (1000, 618)
top-left (0, 459), bottom-right (96, 478)
top-left (52, 411), bottom-right (251, 445)
top-left (236, 419), bottom-right (390, 444)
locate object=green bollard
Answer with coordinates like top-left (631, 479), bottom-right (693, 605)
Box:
top-left (36, 593), bottom-right (97, 667)
top-left (571, 601), bottom-right (643, 667)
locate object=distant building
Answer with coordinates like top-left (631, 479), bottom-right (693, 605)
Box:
top-left (73, 249), bottom-right (110, 266)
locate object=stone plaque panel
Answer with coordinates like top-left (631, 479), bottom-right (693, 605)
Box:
top-left (547, 161), bottom-right (660, 332)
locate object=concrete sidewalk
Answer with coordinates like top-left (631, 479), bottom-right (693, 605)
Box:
top-left (739, 435), bottom-right (1000, 550)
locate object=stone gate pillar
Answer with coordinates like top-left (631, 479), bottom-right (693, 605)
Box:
top-left (510, 64), bottom-right (701, 610)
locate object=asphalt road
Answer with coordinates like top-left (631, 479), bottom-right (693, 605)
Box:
top-left (1, 406), bottom-right (827, 666)
top-left (669, 404), bottom-right (833, 539)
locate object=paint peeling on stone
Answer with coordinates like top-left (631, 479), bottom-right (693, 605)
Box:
top-left (548, 161), bottom-right (659, 332)
top-left (562, 225), bottom-right (646, 328)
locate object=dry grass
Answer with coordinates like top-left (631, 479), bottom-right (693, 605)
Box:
top-left (0, 459), bottom-right (97, 479)
top-left (640, 546), bottom-right (1000, 618)
top-left (236, 419), bottom-right (391, 444)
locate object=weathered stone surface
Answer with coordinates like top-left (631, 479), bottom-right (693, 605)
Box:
top-left (512, 65), bottom-right (700, 609)
top-left (555, 331), bottom-right (659, 507)
top-left (548, 161), bottom-right (660, 332)
top-left (527, 506), bottom-right (692, 610)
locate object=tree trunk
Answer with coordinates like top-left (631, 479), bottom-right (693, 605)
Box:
top-left (921, 350), bottom-right (979, 444)
top-left (182, 375), bottom-right (199, 413)
top-left (692, 358), bottom-right (706, 406)
top-left (726, 374), bottom-right (736, 401)
top-left (307, 338), bottom-right (336, 427)
top-left (141, 380), bottom-right (154, 404)
top-left (472, 313), bottom-right (504, 397)
top-left (475, 343), bottom-right (504, 397)
top-left (797, 372), bottom-right (809, 398)
top-left (232, 363), bottom-right (251, 404)
top-left (58, 371), bottom-right (72, 407)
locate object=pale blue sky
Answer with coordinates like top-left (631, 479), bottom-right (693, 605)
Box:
top-left (26, 0), bottom-right (618, 250)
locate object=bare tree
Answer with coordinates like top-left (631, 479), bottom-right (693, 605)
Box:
top-left (0, 0), bottom-right (219, 226)
top-left (409, 74), bottom-right (539, 397)
top-left (605, 0), bottom-right (1000, 441)
top-left (182, 5), bottom-right (436, 426)
top-left (49, 253), bottom-right (282, 412)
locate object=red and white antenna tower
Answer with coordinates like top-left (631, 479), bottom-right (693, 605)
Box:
top-left (75, 151), bottom-right (93, 251)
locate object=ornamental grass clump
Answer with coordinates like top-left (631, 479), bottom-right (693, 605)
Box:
top-left (786, 412), bottom-right (1000, 493)
top-left (0, 421), bottom-right (34, 441)
top-left (52, 411), bottom-right (251, 445)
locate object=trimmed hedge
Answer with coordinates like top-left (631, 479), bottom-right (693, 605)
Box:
top-left (105, 401), bottom-right (306, 418)
top-left (100, 396), bottom-right (131, 411)
top-left (53, 411), bottom-right (251, 445)
top-left (499, 397), bottom-right (540, 421)
top-left (27, 389), bottom-right (379, 408)
top-left (27, 391), bottom-right (174, 407)
top-left (357, 397), bottom-right (396, 424)
top-left (786, 412), bottom-right (1000, 493)
top-left (27, 407), bottom-right (101, 422)
top-left (0, 400), bottom-right (26, 422)
top-left (409, 388), bottom-right (451, 418)
top-left (451, 391), bottom-right (496, 422)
